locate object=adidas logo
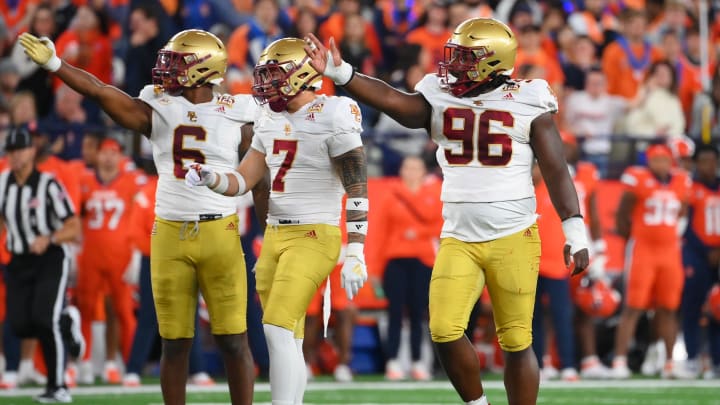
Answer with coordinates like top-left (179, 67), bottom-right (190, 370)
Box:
top-left (226, 222), bottom-right (237, 231)
top-left (305, 230), bottom-right (318, 239)
top-left (353, 201), bottom-right (362, 207)
top-left (502, 93), bottom-right (514, 101)
top-left (524, 228), bottom-right (532, 237)
top-left (354, 224), bottom-right (365, 231)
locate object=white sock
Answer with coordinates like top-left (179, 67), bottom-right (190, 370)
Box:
top-left (295, 339), bottom-right (306, 405)
top-left (19, 359), bottom-right (33, 374)
top-left (264, 324), bottom-right (297, 405)
top-left (466, 394), bottom-right (488, 405)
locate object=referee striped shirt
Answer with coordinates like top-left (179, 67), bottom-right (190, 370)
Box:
top-left (0, 169), bottom-right (75, 255)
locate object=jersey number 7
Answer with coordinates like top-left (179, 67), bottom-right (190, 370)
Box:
top-left (272, 139), bottom-right (298, 192)
top-left (443, 108), bottom-right (513, 166)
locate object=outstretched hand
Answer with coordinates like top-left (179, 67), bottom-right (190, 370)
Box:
top-left (303, 34), bottom-right (354, 85)
top-left (18, 33), bottom-right (60, 71)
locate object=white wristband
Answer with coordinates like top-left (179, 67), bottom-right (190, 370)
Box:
top-left (591, 239), bottom-right (607, 254)
top-left (347, 198), bottom-right (369, 212)
top-left (324, 51), bottom-right (354, 86)
top-left (345, 242), bottom-right (364, 257)
top-left (209, 173), bottom-right (228, 194)
top-left (230, 171), bottom-right (247, 196)
top-left (562, 216), bottom-right (589, 255)
top-left (347, 221), bottom-right (368, 235)
top-left (44, 55), bottom-right (61, 72)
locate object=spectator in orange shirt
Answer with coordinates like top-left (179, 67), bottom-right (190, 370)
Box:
top-left (226, 0), bottom-right (285, 94)
top-left (318, 0), bottom-right (383, 65)
top-left (567, 0), bottom-right (618, 48)
top-left (0, 0), bottom-right (37, 36)
top-left (515, 24), bottom-right (565, 92)
top-left (373, 156), bottom-right (443, 381)
top-left (53, 6), bottom-right (113, 90)
top-left (405, 1), bottom-right (451, 74)
top-left (601, 9), bottom-right (663, 100)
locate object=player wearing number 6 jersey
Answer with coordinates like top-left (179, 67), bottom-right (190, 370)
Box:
top-left (186, 37), bottom-right (368, 405)
top-left (18, 29), bottom-right (264, 405)
top-left (612, 144), bottom-right (692, 379)
top-left (304, 18), bottom-right (589, 405)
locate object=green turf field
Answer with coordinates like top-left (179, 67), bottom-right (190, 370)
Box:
top-left (1, 379), bottom-right (719, 405)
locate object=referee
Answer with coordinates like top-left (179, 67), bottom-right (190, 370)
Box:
top-left (0, 126), bottom-right (80, 403)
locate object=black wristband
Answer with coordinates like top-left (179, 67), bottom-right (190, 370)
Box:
top-left (562, 214), bottom-right (584, 221)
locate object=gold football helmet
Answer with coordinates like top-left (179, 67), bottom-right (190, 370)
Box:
top-left (439, 18), bottom-right (517, 97)
top-left (252, 38), bottom-right (321, 112)
top-left (152, 29), bottom-right (227, 94)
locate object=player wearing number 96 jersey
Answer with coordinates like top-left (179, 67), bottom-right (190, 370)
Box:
top-left (185, 37), bottom-right (368, 405)
top-left (19, 28), bottom-right (262, 404)
top-left (304, 17), bottom-right (589, 405)
top-left (612, 144), bottom-right (692, 379)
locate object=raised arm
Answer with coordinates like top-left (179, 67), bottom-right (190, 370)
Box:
top-left (19, 33), bottom-right (152, 135)
top-left (304, 34), bottom-right (431, 129)
top-left (530, 112), bottom-right (589, 274)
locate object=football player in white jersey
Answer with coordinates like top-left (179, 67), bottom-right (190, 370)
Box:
top-left (19, 30), bottom-right (263, 405)
top-left (306, 18), bottom-right (590, 405)
top-left (186, 37), bottom-right (368, 405)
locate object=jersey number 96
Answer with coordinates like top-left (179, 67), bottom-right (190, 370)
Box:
top-left (443, 108), bottom-right (513, 166)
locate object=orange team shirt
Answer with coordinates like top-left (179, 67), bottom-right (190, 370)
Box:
top-left (80, 170), bottom-right (147, 262)
top-left (535, 163), bottom-right (598, 278)
top-left (0, 0), bottom-right (37, 33)
top-left (514, 49), bottom-right (565, 89)
top-left (406, 27), bottom-right (453, 74)
top-left (128, 176), bottom-right (157, 257)
top-left (53, 29), bottom-right (113, 90)
top-left (318, 13), bottom-right (383, 65)
top-left (370, 177), bottom-right (443, 273)
top-left (601, 40), bottom-right (663, 100)
top-left (689, 180), bottom-right (720, 248)
top-left (620, 166), bottom-right (691, 246)
top-left (38, 156), bottom-right (82, 214)
top-left (574, 162), bottom-right (600, 221)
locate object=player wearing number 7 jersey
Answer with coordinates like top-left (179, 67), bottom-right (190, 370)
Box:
top-left (186, 37), bottom-right (368, 405)
top-left (612, 144), bottom-right (692, 379)
top-left (18, 29), bottom-right (264, 405)
top-left (305, 18), bottom-right (589, 405)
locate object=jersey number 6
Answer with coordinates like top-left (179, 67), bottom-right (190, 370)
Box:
top-left (443, 108), bottom-right (513, 166)
top-left (173, 125), bottom-right (207, 179)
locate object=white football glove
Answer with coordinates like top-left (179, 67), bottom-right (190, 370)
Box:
top-left (122, 249), bottom-right (142, 285)
top-left (341, 243), bottom-right (367, 300)
top-left (587, 239), bottom-right (607, 280)
top-left (184, 162), bottom-right (217, 187)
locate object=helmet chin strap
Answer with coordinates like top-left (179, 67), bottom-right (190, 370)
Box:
top-left (269, 98), bottom-right (288, 112)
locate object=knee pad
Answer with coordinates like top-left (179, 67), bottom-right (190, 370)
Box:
top-left (429, 317), bottom-right (465, 343)
top-left (497, 326), bottom-right (532, 352)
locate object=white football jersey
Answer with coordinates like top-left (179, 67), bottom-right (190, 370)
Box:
top-left (415, 75), bottom-right (558, 241)
top-left (139, 85), bottom-right (259, 221)
top-left (251, 95), bottom-right (363, 226)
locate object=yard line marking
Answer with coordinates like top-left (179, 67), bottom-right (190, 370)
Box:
top-left (1, 379), bottom-right (719, 398)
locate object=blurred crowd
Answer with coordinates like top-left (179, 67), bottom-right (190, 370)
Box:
top-left (0, 0), bottom-right (719, 389)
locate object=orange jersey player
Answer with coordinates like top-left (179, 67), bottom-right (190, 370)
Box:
top-left (612, 144), bottom-right (692, 379)
top-left (75, 139), bottom-right (145, 378)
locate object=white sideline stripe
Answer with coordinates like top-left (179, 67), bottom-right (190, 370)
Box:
top-left (1, 379), bottom-right (719, 398)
